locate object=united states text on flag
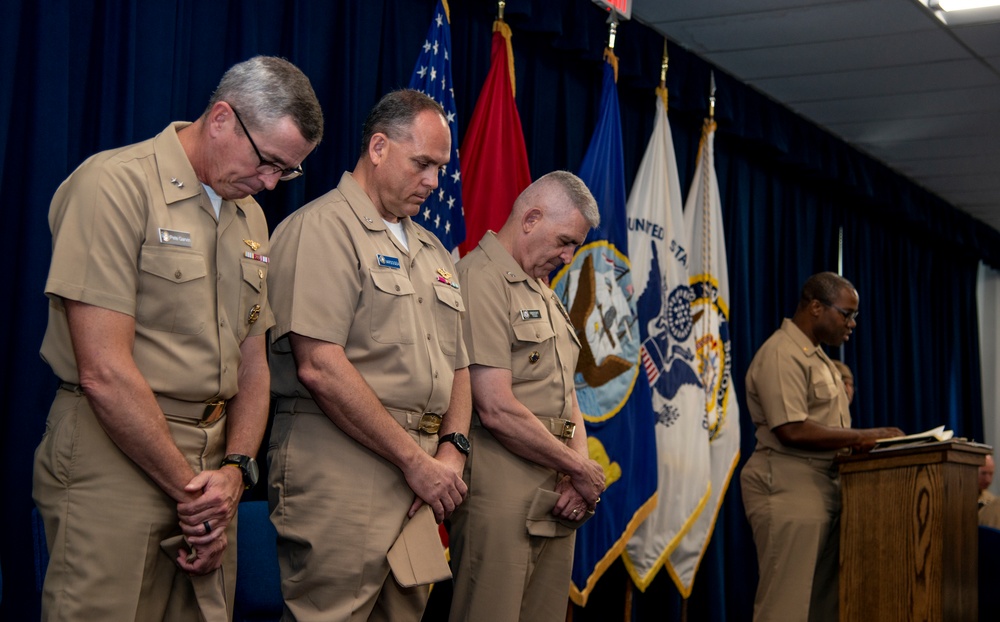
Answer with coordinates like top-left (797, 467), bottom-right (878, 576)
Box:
top-left (622, 86), bottom-right (711, 590)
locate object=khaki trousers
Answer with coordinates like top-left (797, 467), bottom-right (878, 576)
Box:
top-left (268, 404), bottom-right (438, 622)
top-left (33, 388), bottom-right (234, 622)
top-left (741, 448), bottom-right (840, 622)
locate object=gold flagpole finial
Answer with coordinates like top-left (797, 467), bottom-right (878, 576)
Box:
top-left (709, 70), bottom-right (716, 120)
top-left (498, 0), bottom-right (505, 21)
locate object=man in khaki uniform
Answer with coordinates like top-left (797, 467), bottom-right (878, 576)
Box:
top-left (33, 56), bottom-right (323, 621)
top-left (449, 172), bottom-right (606, 622)
top-left (266, 89), bottom-right (471, 622)
top-left (741, 272), bottom-right (903, 622)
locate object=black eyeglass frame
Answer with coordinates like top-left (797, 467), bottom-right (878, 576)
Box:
top-left (819, 299), bottom-right (859, 322)
top-left (230, 105), bottom-right (303, 181)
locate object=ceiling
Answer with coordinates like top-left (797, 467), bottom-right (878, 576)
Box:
top-left (630, 0), bottom-right (1000, 234)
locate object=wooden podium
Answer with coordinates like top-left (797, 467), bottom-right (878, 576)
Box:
top-left (836, 441), bottom-right (988, 622)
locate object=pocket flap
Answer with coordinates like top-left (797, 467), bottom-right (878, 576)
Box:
top-left (371, 269), bottom-right (415, 296)
top-left (140, 248), bottom-right (206, 284)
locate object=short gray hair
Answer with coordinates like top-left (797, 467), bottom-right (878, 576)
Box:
top-left (207, 56), bottom-right (324, 144)
top-left (359, 89), bottom-right (445, 158)
top-left (518, 171), bottom-right (600, 228)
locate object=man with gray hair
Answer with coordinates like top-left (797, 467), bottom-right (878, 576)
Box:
top-left (741, 271), bottom-right (903, 622)
top-left (33, 56), bottom-right (323, 620)
top-left (266, 89), bottom-right (470, 621)
top-left (448, 171), bottom-right (607, 622)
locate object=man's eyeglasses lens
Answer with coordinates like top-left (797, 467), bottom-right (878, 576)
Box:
top-left (230, 106), bottom-right (303, 181)
top-left (821, 300), bottom-right (859, 322)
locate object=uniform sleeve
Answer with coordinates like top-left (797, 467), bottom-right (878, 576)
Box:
top-left (267, 204), bottom-right (362, 348)
top-left (45, 159), bottom-right (146, 316)
top-left (458, 258), bottom-right (513, 370)
top-left (750, 343), bottom-right (811, 429)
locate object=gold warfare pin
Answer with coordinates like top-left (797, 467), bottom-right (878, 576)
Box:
top-left (248, 304), bottom-right (261, 325)
top-left (244, 239), bottom-right (261, 252)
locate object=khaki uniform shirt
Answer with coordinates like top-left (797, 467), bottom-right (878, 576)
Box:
top-left (745, 319), bottom-right (851, 459)
top-left (458, 232), bottom-right (579, 420)
top-left (40, 122), bottom-right (274, 402)
top-left (269, 171), bottom-right (468, 412)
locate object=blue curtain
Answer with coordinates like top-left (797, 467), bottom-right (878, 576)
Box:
top-left (0, 0), bottom-right (990, 619)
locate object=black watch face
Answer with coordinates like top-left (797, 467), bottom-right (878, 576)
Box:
top-left (245, 457), bottom-right (260, 486)
top-left (453, 433), bottom-right (471, 454)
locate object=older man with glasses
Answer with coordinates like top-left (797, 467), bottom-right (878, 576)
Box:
top-left (33, 56), bottom-right (323, 621)
top-left (740, 271), bottom-right (904, 622)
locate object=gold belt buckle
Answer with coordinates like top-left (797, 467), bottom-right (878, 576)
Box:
top-left (199, 400), bottom-right (226, 428)
top-left (561, 420), bottom-right (576, 439)
top-left (418, 413), bottom-right (442, 434)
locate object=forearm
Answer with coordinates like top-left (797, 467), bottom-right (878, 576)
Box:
top-left (223, 335), bottom-right (270, 457)
top-left (291, 334), bottom-right (427, 472)
top-left (66, 301), bottom-right (197, 502)
top-left (774, 419), bottom-right (899, 452)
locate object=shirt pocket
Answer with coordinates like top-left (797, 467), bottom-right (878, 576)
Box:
top-left (237, 259), bottom-right (267, 339)
top-left (810, 375), bottom-right (838, 402)
top-left (433, 283), bottom-right (465, 356)
top-left (511, 318), bottom-right (556, 381)
top-left (136, 247), bottom-right (208, 334)
top-left (369, 268), bottom-right (416, 344)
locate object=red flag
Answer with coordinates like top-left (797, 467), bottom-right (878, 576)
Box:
top-left (457, 20), bottom-right (531, 256)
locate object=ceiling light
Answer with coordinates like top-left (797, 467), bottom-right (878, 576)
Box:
top-left (937, 0), bottom-right (1000, 10)
top-left (920, 0), bottom-right (1000, 24)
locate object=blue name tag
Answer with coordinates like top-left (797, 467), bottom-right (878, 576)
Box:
top-left (377, 254), bottom-right (401, 269)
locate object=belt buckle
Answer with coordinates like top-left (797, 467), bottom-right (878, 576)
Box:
top-left (561, 420), bottom-right (576, 439)
top-left (199, 400), bottom-right (226, 428)
top-left (418, 413), bottom-right (442, 434)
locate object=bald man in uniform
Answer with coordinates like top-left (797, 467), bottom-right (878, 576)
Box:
top-left (33, 56), bottom-right (323, 621)
top-left (448, 171), bottom-right (606, 622)
top-left (266, 89), bottom-right (470, 622)
top-left (741, 272), bottom-right (903, 622)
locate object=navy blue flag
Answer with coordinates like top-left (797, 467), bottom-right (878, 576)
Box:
top-left (550, 57), bottom-right (659, 606)
top-left (407, 0), bottom-right (465, 251)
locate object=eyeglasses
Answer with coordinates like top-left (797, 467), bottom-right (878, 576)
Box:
top-left (820, 300), bottom-right (859, 322)
top-left (230, 106), bottom-right (303, 181)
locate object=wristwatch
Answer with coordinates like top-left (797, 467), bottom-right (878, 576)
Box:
top-left (221, 454), bottom-right (259, 489)
top-left (437, 432), bottom-right (471, 456)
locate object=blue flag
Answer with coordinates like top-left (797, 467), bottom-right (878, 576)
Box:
top-left (550, 58), bottom-right (659, 606)
top-left (407, 0), bottom-right (465, 251)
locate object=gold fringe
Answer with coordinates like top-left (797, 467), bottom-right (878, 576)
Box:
top-left (603, 47), bottom-right (619, 83)
top-left (656, 85), bottom-right (668, 113)
top-left (493, 19), bottom-right (516, 97)
top-left (442, 0), bottom-right (450, 23)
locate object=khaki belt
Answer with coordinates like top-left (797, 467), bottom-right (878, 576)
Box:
top-left (58, 382), bottom-right (227, 428)
top-left (538, 416), bottom-right (576, 440)
top-left (274, 397), bottom-right (442, 434)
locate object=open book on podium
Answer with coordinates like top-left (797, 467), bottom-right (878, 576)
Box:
top-left (870, 424), bottom-right (954, 452)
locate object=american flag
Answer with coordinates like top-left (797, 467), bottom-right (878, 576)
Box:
top-left (408, 0), bottom-right (465, 252)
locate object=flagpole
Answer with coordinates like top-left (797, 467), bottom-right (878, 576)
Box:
top-left (497, 0), bottom-right (504, 21)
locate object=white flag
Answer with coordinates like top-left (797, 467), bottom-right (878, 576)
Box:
top-left (623, 88), bottom-right (712, 591)
top-left (668, 118), bottom-right (741, 595)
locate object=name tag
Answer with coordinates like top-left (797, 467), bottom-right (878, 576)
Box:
top-left (158, 228), bottom-right (192, 247)
top-left (520, 309), bottom-right (542, 320)
top-left (377, 254), bottom-right (401, 269)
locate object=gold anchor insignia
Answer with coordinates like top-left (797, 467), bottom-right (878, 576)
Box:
top-left (248, 304), bottom-right (261, 325)
top-left (437, 268), bottom-right (452, 279)
top-left (244, 239), bottom-right (261, 252)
